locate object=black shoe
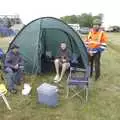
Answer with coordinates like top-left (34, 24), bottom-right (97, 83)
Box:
top-left (9, 89), bottom-right (17, 94)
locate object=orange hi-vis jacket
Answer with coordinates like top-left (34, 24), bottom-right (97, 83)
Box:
top-left (85, 29), bottom-right (108, 49)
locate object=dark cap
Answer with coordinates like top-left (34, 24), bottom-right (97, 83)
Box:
top-left (60, 42), bottom-right (66, 44)
top-left (10, 44), bottom-right (19, 49)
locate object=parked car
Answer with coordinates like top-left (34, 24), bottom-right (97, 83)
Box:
top-left (79, 27), bottom-right (90, 34)
top-left (105, 27), bottom-right (114, 32)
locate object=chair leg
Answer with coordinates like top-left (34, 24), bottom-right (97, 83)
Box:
top-left (66, 86), bottom-right (69, 98)
top-left (85, 87), bottom-right (88, 102)
top-left (70, 89), bottom-right (83, 103)
top-left (71, 91), bottom-right (80, 98)
top-left (1, 94), bottom-right (11, 110)
top-left (66, 74), bottom-right (70, 98)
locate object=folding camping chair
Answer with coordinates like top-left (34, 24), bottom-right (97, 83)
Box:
top-left (66, 64), bottom-right (90, 103)
top-left (0, 84), bottom-right (11, 110)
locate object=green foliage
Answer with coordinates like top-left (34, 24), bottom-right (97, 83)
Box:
top-left (60, 13), bottom-right (103, 27)
top-left (61, 15), bottom-right (79, 24)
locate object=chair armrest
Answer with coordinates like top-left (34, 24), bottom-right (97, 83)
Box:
top-left (70, 67), bottom-right (86, 72)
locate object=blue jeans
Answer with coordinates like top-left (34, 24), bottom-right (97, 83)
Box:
top-left (5, 68), bottom-right (23, 90)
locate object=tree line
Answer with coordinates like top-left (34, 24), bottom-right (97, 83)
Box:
top-left (0, 16), bottom-right (22, 28)
top-left (60, 13), bottom-right (103, 27)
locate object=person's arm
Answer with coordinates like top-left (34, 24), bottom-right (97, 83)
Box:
top-left (55, 49), bottom-right (61, 59)
top-left (99, 32), bottom-right (108, 52)
top-left (18, 55), bottom-right (24, 70)
top-left (5, 53), bottom-right (15, 69)
top-left (89, 48), bottom-right (104, 53)
top-left (19, 55), bottom-right (24, 66)
top-left (63, 49), bottom-right (71, 62)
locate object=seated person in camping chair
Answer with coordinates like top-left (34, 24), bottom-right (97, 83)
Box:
top-left (54, 42), bottom-right (71, 83)
top-left (4, 44), bottom-right (24, 94)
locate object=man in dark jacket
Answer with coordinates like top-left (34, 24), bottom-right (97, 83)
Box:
top-left (4, 44), bottom-right (24, 93)
top-left (54, 42), bottom-right (71, 83)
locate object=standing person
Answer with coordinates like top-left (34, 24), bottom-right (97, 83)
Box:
top-left (4, 44), bottom-right (24, 93)
top-left (85, 19), bottom-right (108, 80)
top-left (54, 42), bottom-right (71, 83)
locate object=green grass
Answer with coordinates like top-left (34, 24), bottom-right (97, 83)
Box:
top-left (0, 33), bottom-right (120, 120)
top-left (0, 37), bottom-right (13, 52)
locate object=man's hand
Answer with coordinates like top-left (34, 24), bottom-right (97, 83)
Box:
top-left (62, 59), bottom-right (67, 63)
top-left (14, 64), bottom-right (19, 69)
top-left (88, 51), bottom-right (93, 56)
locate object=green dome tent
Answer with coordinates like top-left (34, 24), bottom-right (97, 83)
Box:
top-left (8, 17), bottom-right (88, 74)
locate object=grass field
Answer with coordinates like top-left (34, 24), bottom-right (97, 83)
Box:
top-left (0, 33), bottom-right (120, 120)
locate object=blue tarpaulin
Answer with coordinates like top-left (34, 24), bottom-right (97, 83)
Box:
top-left (0, 48), bottom-right (4, 58)
top-left (0, 27), bottom-right (15, 36)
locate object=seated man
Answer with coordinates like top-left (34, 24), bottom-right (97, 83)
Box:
top-left (54, 42), bottom-right (71, 83)
top-left (4, 44), bottom-right (24, 94)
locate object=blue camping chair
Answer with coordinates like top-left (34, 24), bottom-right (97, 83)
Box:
top-left (66, 55), bottom-right (90, 103)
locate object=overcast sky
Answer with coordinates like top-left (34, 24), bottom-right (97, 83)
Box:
top-left (0, 0), bottom-right (120, 26)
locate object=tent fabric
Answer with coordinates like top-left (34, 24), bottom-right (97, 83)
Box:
top-left (8, 17), bottom-right (88, 74)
